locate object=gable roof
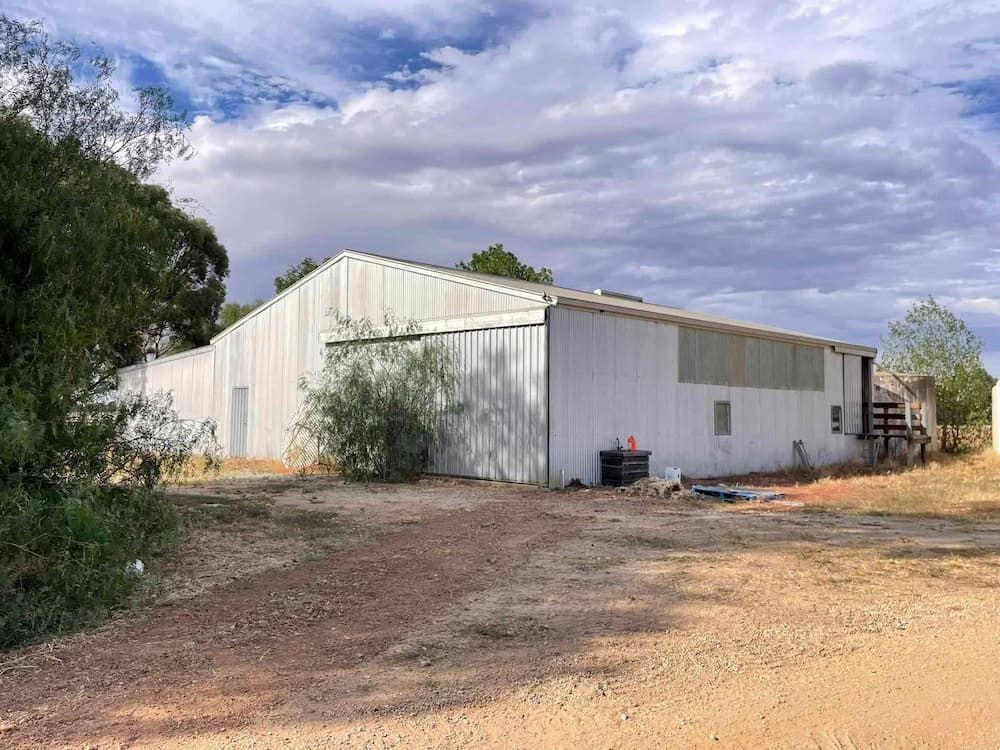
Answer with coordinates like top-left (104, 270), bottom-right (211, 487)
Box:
top-left (213, 248), bottom-right (876, 356)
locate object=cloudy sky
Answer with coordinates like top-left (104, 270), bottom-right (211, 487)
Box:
top-left (11, 1), bottom-right (1000, 366)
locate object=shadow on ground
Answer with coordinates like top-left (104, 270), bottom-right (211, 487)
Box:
top-left (2, 482), bottom-right (998, 748)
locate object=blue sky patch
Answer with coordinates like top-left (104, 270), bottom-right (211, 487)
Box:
top-left (308, 3), bottom-right (542, 89)
top-left (941, 75), bottom-right (1000, 127)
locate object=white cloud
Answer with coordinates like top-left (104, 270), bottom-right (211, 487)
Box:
top-left (10, 0), bottom-right (1000, 354)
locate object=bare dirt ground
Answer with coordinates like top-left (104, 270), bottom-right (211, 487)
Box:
top-left (2, 463), bottom-right (1000, 749)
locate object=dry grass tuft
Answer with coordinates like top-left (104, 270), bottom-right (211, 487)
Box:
top-left (787, 451), bottom-right (1000, 520)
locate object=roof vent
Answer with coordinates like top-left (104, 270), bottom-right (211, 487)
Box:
top-left (593, 288), bottom-right (644, 303)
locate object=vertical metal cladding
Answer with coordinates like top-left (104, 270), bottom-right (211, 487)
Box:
top-left (842, 354), bottom-right (864, 435)
top-left (209, 255), bottom-right (548, 459)
top-left (428, 323), bottom-right (547, 484)
top-left (115, 347), bottom-right (215, 421)
top-left (549, 306), bottom-right (861, 483)
top-left (229, 386), bottom-right (249, 457)
top-left (344, 257), bottom-right (538, 322)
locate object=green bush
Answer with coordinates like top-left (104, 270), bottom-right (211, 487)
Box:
top-left (0, 481), bottom-right (179, 648)
top-left (297, 314), bottom-right (459, 482)
top-left (0, 392), bottom-right (216, 649)
top-left (0, 19), bottom-right (224, 649)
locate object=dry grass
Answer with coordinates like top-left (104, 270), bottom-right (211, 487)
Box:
top-left (784, 451), bottom-right (1000, 520)
top-left (166, 456), bottom-right (340, 483)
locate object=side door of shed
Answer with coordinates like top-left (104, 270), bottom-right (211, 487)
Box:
top-left (229, 386), bottom-right (250, 457)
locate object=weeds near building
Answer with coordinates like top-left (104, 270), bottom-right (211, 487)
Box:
top-left (298, 314), bottom-right (459, 482)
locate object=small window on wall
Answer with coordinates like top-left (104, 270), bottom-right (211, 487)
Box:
top-left (831, 405), bottom-right (843, 434)
top-left (714, 401), bottom-right (731, 436)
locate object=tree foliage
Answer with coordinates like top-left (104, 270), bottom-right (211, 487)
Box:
top-left (0, 392), bottom-right (218, 649)
top-left (879, 296), bottom-right (994, 451)
top-left (297, 314), bottom-right (459, 481)
top-left (456, 243), bottom-right (554, 284)
top-left (1, 17), bottom-right (227, 363)
top-left (116, 190), bottom-right (229, 361)
top-left (275, 256), bottom-right (330, 294)
top-left (218, 299), bottom-right (265, 331)
top-left (0, 19), bottom-right (222, 647)
top-left (0, 16), bottom-right (189, 178)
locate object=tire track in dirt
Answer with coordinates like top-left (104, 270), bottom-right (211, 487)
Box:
top-left (0, 497), bottom-right (576, 748)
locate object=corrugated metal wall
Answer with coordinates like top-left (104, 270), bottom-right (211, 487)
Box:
top-left (842, 354), bottom-right (864, 435)
top-left (549, 306), bottom-right (859, 484)
top-left (211, 255), bottom-right (548, 465)
top-left (345, 257), bottom-right (540, 322)
top-left (229, 387), bottom-right (249, 457)
top-left (116, 347), bottom-right (216, 422)
top-left (427, 324), bottom-right (547, 483)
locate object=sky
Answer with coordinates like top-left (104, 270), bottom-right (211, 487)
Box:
top-left (10, 1), bottom-right (1000, 369)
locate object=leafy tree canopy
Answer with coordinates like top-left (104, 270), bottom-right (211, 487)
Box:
top-left (275, 256), bottom-right (330, 294)
top-left (1, 17), bottom-right (189, 178)
top-left (0, 18), bottom-right (224, 645)
top-left (879, 296), bottom-right (994, 448)
top-left (118, 189), bottom-right (229, 361)
top-left (456, 243), bottom-right (554, 285)
top-left (218, 299), bottom-right (265, 331)
top-left (1, 16), bottom-right (227, 363)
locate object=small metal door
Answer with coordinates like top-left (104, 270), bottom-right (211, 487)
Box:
top-left (229, 386), bottom-right (249, 457)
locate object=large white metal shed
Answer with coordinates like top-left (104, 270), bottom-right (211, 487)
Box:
top-left (117, 249), bottom-right (877, 485)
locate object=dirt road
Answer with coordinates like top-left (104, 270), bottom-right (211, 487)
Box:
top-left (2, 479), bottom-right (999, 749)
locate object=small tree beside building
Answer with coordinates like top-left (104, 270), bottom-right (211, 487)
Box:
top-left (297, 314), bottom-right (459, 481)
top-left (879, 297), bottom-right (994, 452)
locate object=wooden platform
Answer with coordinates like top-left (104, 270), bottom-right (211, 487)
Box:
top-left (865, 401), bottom-right (931, 463)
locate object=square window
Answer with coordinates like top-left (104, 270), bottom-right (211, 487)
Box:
top-left (831, 405), bottom-right (843, 434)
top-left (714, 401), bottom-right (731, 436)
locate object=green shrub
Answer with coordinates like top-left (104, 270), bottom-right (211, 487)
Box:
top-left (0, 481), bottom-right (179, 648)
top-left (0, 392), bottom-right (217, 649)
top-left (297, 313), bottom-right (459, 482)
top-left (0, 20), bottom-right (226, 649)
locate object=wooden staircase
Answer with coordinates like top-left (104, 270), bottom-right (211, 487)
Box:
top-left (868, 401), bottom-right (932, 464)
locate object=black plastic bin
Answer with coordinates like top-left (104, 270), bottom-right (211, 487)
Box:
top-left (599, 449), bottom-right (652, 487)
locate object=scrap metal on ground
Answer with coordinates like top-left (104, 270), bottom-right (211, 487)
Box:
top-left (691, 485), bottom-right (785, 502)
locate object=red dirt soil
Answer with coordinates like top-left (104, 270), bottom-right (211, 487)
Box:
top-left (2, 480), bottom-right (999, 749)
